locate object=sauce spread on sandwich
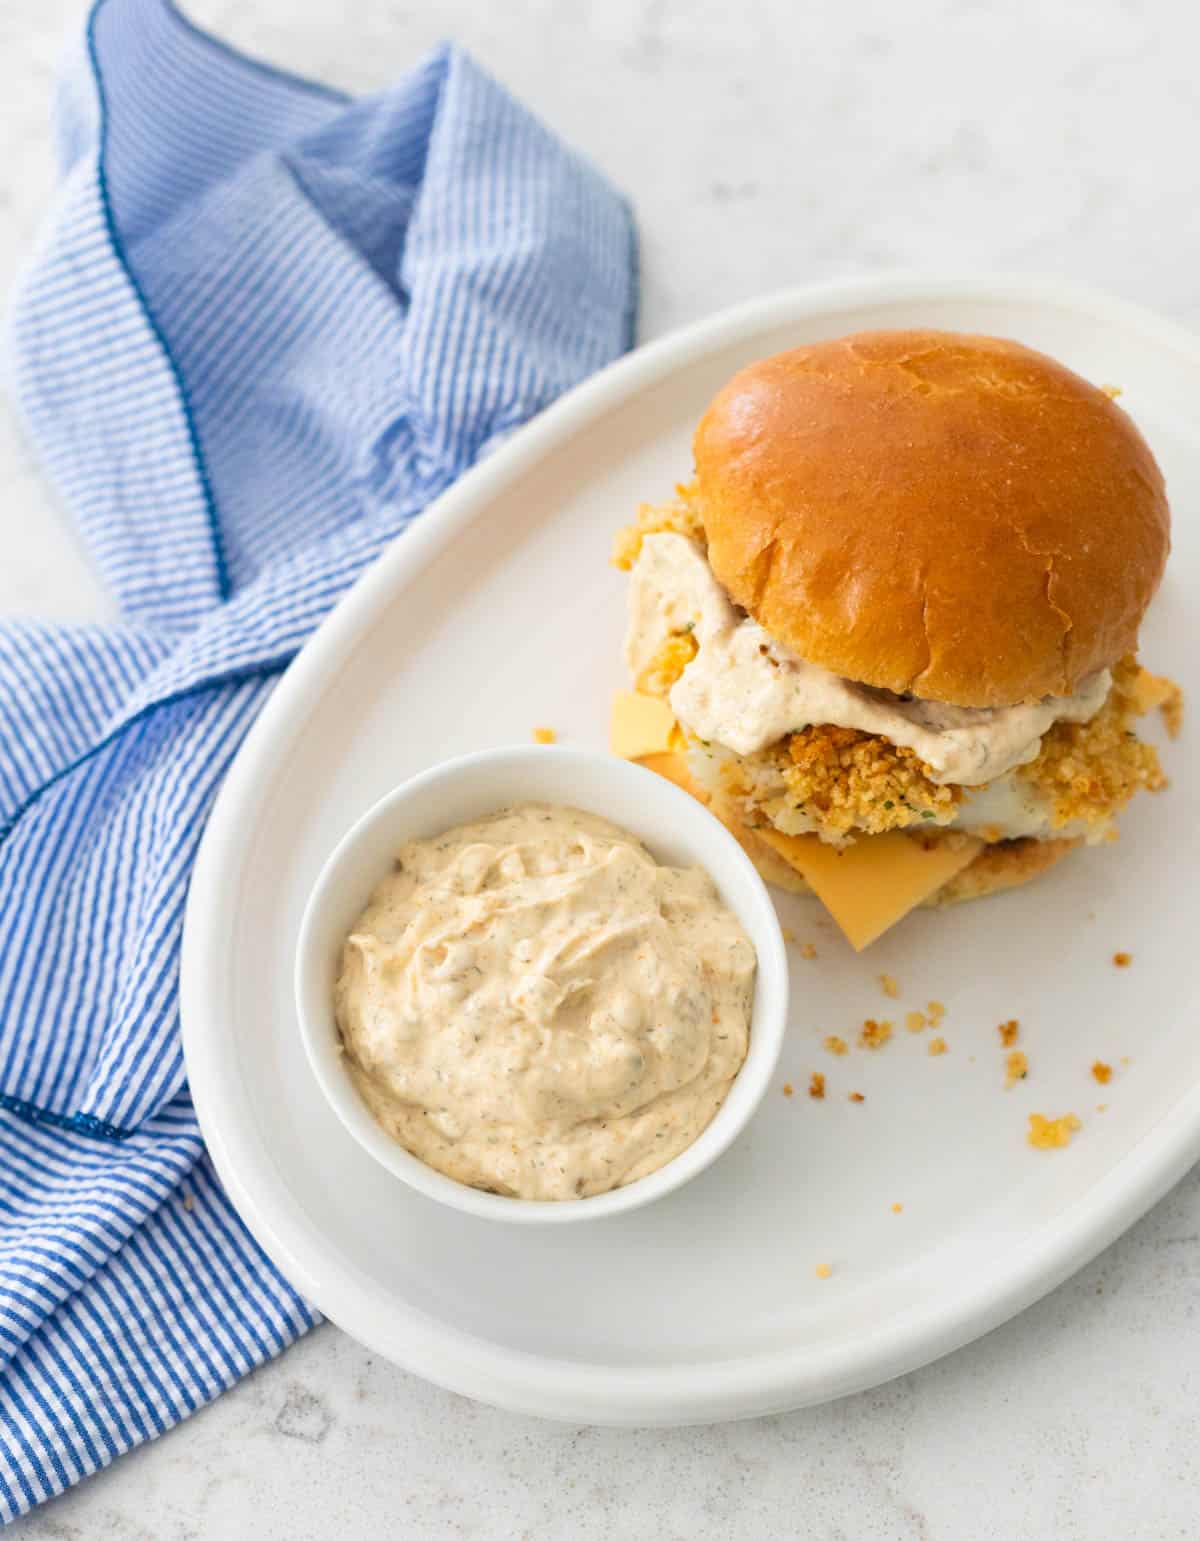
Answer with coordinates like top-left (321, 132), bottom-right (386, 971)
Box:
top-left (335, 804), bottom-right (756, 1201)
top-left (625, 534), bottom-right (1109, 785)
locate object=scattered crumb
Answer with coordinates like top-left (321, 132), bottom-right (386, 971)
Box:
top-left (879, 973), bottom-right (900, 999)
top-left (814, 1263), bottom-right (833, 1280)
top-left (800, 942), bottom-right (818, 960)
top-left (532, 727), bottom-right (557, 745)
top-left (927, 1000), bottom-right (946, 1024)
top-left (1028, 1113), bottom-right (1081, 1149)
top-left (891, 1202), bottom-right (903, 1214)
top-left (823, 1035), bottom-right (849, 1057)
top-left (1097, 1103), bottom-right (1109, 1113)
top-left (859, 1018), bottom-right (893, 1051)
top-left (1161, 686), bottom-right (1184, 739)
top-left (1005, 1050), bottom-right (1029, 1088)
top-left (1099, 383), bottom-right (1123, 399)
top-left (928, 1036), bottom-right (948, 1057)
top-left (905, 1010), bottom-right (927, 1033)
top-left (1112, 951), bottom-right (1132, 968)
top-left (1092, 1061), bottom-right (1113, 1085)
top-left (809, 1072), bottom-right (826, 1100)
top-left (782, 1082), bottom-right (794, 1098)
top-left (182, 1192), bottom-right (195, 1213)
top-left (998, 1019), bottom-right (1019, 1048)
top-left (781, 926), bottom-right (796, 943)
top-left (849, 1091), bottom-right (866, 1103)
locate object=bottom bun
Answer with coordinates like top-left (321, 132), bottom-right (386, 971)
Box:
top-left (922, 835), bottom-right (1080, 907)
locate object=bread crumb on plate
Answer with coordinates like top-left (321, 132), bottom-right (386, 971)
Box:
top-left (928, 1036), bottom-right (948, 1056)
top-left (1005, 1050), bottom-right (1028, 1087)
top-left (809, 1072), bottom-right (826, 1100)
top-left (532, 727), bottom-right (557, 744)
top-left (814, 1263), bottom-right (833, 1280)
top-left (1028, 1113), bottom-right (1081, 1149)
top-left (859, 1018), bottom-right (893, 1050)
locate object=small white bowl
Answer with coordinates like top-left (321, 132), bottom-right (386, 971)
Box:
top-left (295, 746), bottom-right (788, 1224)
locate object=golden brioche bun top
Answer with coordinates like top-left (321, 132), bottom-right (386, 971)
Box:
top-left (693, 330), bottom-right (1169, 707)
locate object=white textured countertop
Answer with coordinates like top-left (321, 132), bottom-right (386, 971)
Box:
top-left (6, 2), bottom-right (1200, 1535)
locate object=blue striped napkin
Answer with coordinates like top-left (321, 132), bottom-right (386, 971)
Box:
top-left (0, 0), bottom-right (635, 1517)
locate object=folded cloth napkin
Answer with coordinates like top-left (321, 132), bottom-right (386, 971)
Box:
top-left (0, 0), bottom-right (635, 1517)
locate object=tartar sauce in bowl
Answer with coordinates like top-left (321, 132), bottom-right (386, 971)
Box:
top-left (335, 804), bottom-right (757, 1201)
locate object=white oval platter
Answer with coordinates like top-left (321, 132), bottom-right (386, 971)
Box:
top-left (181, 275), bottom-right (1200, 1425)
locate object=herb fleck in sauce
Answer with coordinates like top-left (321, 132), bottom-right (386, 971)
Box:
top-left (335, 804), bottom-right (756, 1200)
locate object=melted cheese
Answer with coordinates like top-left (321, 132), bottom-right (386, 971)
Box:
top-left (639, 754), bottom-right (811, 896)
top-left (610, 690), bottom-right (678, 759)
top-left (753, 827), bottom-right (983, 951)
top-left (611, 692), bottom-right (982, 949)
top-left (636, 750), bottom-right (708, 801)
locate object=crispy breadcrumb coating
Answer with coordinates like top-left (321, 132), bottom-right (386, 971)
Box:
top-left (778, 725), bottom-right (960, 838)
top-left (1018, 657), bottom-right (1168, 830)
top-left (635, 631), bottom-right (697, 698)
top-left (611, 486), bottom-right (705, 571)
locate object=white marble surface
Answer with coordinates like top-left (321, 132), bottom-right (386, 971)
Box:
top-left (5, 0), bottom-right (1200, 1535)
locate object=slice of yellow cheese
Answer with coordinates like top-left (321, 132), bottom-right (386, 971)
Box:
top-left (637, 751), bottom-right (708, 802)
top-left (639, 756), bottom-right (812, 896)
top-left (612, 690), bottom-right (981, 948)
top-left (610, 690), bottom-right (678, 760)
top-left (755, 826), bottom-right (983, 951)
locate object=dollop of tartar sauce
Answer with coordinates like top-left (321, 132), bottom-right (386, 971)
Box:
top-left (335, 805), bottom-right (757, 1201)
top-left (625, 533), bottom-right (1110, 786)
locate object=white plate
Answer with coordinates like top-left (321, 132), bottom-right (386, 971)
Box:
top-left (181, 276), bottom-right (1200, 1425)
